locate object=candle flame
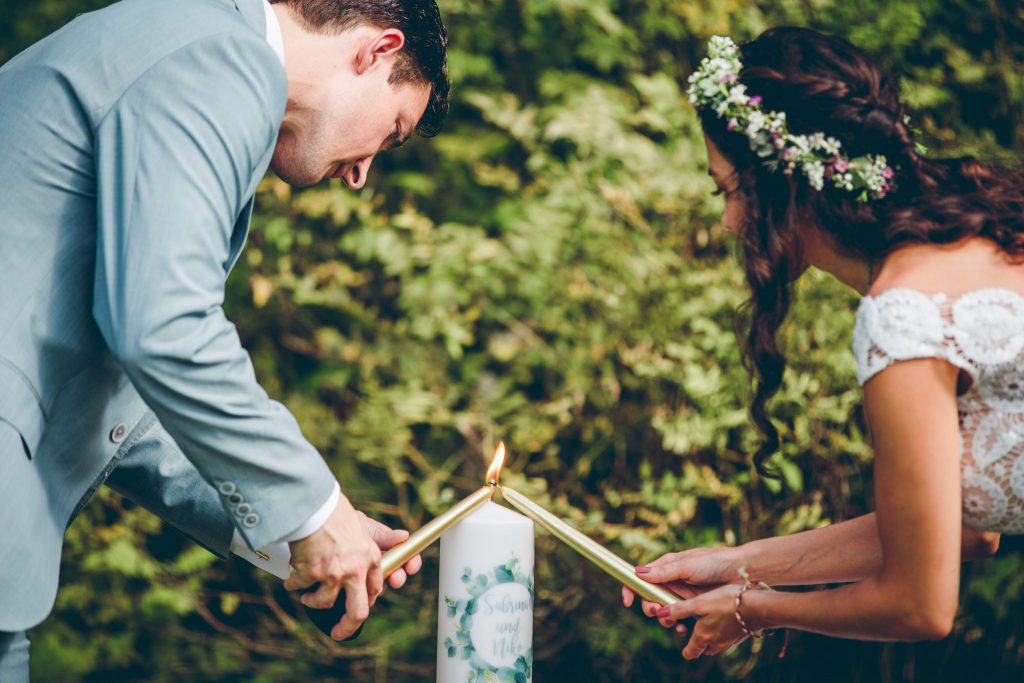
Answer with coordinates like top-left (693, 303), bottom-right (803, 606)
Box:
top-left (485, 441), bottom-right (506, 485)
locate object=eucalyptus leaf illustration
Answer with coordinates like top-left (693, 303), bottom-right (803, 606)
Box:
top-left (444, 554), bottom-right (533, 680)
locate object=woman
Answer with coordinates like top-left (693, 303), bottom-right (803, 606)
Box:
top-left (622, 27), bottom-right (1024, 660)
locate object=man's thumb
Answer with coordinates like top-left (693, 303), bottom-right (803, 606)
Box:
top-left (369, 524), bottom-right (409, 550)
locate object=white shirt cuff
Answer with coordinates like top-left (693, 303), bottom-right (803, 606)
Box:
top-left (230, 529), bottom-right (292, 580)
top-left (283, 480), bottom-right (340, 542)
top-left (228, 480), bottom-right (340, 579)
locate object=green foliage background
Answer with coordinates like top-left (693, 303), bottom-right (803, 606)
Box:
top-left (4, 0), bottom-right (1023, 680)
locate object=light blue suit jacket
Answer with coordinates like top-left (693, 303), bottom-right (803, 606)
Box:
top-left (0, 0), bottom-right (335, 631)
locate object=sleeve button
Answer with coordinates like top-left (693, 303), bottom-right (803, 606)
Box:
top-left (235, 503), bottom-right (252, 516)
top-left (218, 482), bottom-right (237, 495)
top-left (227, 492), bottom-right (244, 505)
top-left (242, 514), bottom-right (260, 528)
top-left (109, 423), bottom-right (128, 443)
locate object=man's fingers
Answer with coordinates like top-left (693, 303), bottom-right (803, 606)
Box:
top-left (621, 586), bottom-right (635, 607)
top-left (388, 568), bottom-right (408, 590)
top-left (331, 578), bottom-right (370, 640)
top-left (404, 554), bottom-right (423, 577)
top-left (284, 569), bottom-right (317, 593)
top-left (366, 560), bottom-right (384, 608)
top-left (364, 518), bottom-right (409, 551)
top-left (386, 552), bottom-right (422, 590)
top-left (299, 575), bottom-right (342, 610)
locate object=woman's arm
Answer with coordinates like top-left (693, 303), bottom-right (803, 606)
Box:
top-left (693, 510), bottom-right (996, 586)
top-left (659, 358), bottom-right (967, 653)
top-left (630, 501), bottom-right (998, 606)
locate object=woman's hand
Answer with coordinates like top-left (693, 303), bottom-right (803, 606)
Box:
top-left (655, 584), bottom-right (749, 659)
top-left (622, 546), bottom-right (742, 627)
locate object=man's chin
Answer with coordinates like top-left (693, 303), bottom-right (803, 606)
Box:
top-left (269, 164), bottom-right (323, 188)
top-left (269, 153), bottom-right (327, 188)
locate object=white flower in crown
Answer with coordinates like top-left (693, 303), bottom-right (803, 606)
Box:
top-left (802, 160), bottom-right (826, 190)
top-left (688, 35), bottom-right (897, 202)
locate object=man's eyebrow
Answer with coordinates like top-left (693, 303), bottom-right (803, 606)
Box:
top-left (381, 126), bottom-right (410, 152)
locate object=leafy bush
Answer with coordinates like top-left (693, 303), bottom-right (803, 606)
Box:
top-left (8, 0), bottom-right (1023, 680)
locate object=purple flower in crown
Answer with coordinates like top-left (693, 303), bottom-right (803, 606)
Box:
top-left (748, 95), bottom-right (763, 107)
top-left (782, 147), bottom-right (796, 161)
top-left (881, 183), bottom-right (891, 194)
top-left (882, 166), bottom-right (894, 179)
top-left (834, 158), bottom-right (849, 173)
top-left (727, 117), bottom-right (739, 132)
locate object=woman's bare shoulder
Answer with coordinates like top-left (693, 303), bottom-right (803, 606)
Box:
top-left (868, 237), bottom-right (1024, 299)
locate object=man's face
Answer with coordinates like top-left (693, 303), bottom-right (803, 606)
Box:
top-left (271, 28), bottom-right (431, 189)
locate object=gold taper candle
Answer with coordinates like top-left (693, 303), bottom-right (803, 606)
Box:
top-left (499, 485), bottom-right (681, 606)
top-left (381, 484), bottom-right (494, 576)
top-left (380, 442), bottom-right (507, 577)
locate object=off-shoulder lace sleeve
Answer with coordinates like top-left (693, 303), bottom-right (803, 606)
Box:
top-left (853, 287), bottom-right (1024, 533)
top-left (852, 289), bottom-right (976, 386)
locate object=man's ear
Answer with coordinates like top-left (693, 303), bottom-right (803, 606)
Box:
top-left (354, 28), bottom-right (406, 75)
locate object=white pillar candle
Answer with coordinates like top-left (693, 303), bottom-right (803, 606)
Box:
top-left (437, 501), bottom-right (534, 683)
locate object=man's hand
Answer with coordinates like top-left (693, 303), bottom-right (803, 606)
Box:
top-left (361, 516), bottom-right (423, 590)
top-left (284, 491), bottom-right (383, 640)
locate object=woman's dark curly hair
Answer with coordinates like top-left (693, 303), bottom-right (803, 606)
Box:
top-left (698, 26), bottom-right (1024, 477)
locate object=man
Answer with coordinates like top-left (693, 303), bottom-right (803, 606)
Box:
top-left (0, 0), bottom-right (449, 678)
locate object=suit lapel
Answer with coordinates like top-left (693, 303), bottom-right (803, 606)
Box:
top-left (224, 0), bottom-right (275, 276)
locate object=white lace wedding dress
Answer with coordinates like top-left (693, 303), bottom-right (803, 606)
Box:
top-left (853, 288), bottom-right (1024, 533)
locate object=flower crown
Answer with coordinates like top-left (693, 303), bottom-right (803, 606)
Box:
top-left (687, 36), bottom-right (894, 202)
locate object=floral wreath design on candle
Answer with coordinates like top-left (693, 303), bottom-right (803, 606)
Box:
top-left (443, 555), bottom-right (534, 683)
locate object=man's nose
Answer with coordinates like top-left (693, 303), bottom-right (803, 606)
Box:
top-left (342, 157), bottom-right (374, 190)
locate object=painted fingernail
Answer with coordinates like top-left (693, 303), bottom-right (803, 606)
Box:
top-left (636, 566), bottom-right (651, 574)
top-left (656, 606), bottom-right (671, 618)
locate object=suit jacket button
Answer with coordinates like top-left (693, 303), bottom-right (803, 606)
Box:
top-left (235, 503), bottom-right (252, 516)
top-left (242, 513), bottom-right (260, 528)
top-left (227, 492), bottom-right (244, 505)
top-left (109, 423), bottom-right (128, 443)
top-left (218, 482), bottom-right (237, 495)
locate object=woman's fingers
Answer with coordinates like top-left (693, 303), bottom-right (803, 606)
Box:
top-left (642, 600), bottom-right (663, 617)
top-left (656, 598), bottom-right (702, 622)
top-left (682, 634), bottom-right (708, 660)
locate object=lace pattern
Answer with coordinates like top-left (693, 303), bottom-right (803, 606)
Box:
top-left (853, 288), bottom-right (1024, 533)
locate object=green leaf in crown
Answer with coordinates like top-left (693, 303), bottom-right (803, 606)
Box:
top-left (444, 554), bottom-right (534, 682)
